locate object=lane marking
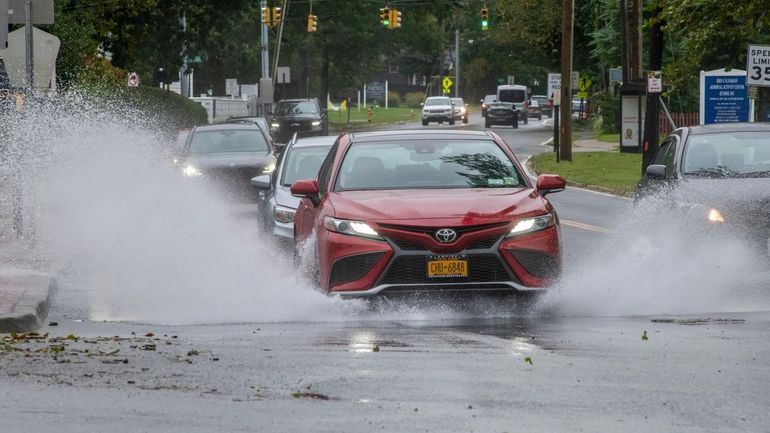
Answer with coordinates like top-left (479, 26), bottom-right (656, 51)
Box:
top-left (561, 219), bottom-right (612, 234)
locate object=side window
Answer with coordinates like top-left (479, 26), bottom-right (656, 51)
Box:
top-left (317, 142), bottom-right (338, 194)
top-left (652, 139), bottom-right (672, 165)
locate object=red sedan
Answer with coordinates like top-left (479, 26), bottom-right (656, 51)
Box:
top-left (291, 130), bottom-right (566, 296)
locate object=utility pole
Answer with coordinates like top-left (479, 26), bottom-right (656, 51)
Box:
top-left (630, 0), bottom-right (642, 80)
top-left (455, 26), bottom-right (460, 97)
top-left (180, 13), bottom-right (189, 97)
top-left (558, 0), bottom-right (574, 162)
top-left (1, 0), bottom-right (9, 50)
top-left (619, 0), bottom-right (629, 82)
top-left (24, 0), bottom-right (33, 91)
top-left (260, 0), bottom-right (270, 80)
top-left (641, 5), bottom-right (664, 174)
top-left (271, 0), bottom-right (288, 85)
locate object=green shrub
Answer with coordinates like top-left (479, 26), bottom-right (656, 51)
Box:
top-left (591, 91), bottom-right (619, 134)
top-left (387, 90), bottom-right (401, 107)
top-left (404, 91), bottom-right (425, 108)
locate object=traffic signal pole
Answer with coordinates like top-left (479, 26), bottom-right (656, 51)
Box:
top-left (641, 5), bottom-right (664, 174)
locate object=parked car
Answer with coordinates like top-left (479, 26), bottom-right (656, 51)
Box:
top-left (451, 97), bottom-right (469, 124)
top-left (421, 96), bottom-right (455, 125)
top-left (290, 129), bottom-right (566, 296)
top-left (484, 102), bottom-right (519, 129)
top-left (481, 94), bottom-right (496, 118)
top-left (271, 99), bottom-right (327, 143)
top-left (175, 124), bottom-right (277, 200)
top-left (251, 135), bottom-right (335, 245)
top-left (531, 95), bottom-right (552, 118)
top-left (635, 123), bottom-right (770, 264)
top-left (526, 99), bottom-right (542, 120)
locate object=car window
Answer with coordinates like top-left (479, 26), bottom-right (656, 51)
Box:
top-left (317, 142), bottom-right (339, 194)
top-left (281, 146), bottom-right (332, 186)
top-left (188, 129), bottom-right (268, 154)
top-left (425, 98), bottom-right (450, 106)
top-left (683, 132), bottom-right (770, 176)
top-left (335, 139), bottom-right (525, 191)
top-left (275, 101), bottom-right (318, 116)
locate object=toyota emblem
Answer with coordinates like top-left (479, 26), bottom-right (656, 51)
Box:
top-left (435, 228), bottom-right (457, 243)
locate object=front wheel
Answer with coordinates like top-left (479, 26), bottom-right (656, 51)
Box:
top-left (484, 120), bottom-right (491, 128)
top-left (449, 118), bottom-right (455, 125)
top-left (462, 116), bottom-right (468, 124)
top-left (422, 119), bottom-right (428, 126)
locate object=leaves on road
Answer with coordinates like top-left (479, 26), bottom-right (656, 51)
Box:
top-left (524, 356), bottom-right (533, 365)
top-left (642, 331), bottom-right (648, 341)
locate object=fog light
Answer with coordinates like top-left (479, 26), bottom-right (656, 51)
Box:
top-left (708, 208), bottom-right (725, 223)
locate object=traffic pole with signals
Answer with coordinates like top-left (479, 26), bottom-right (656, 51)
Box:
top-left (307, 14), bottom-right (318, 32)
top-left (481, 7), bottom-right (489, 31)
top-left (261, 6), bottom-right (272, 27)
top-left (379, 7), bottom-right (390, 27)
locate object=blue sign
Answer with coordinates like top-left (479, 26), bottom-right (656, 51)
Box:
top-left (703, 75), bottom-right (749, 124)
top-left (367, 81), bottom-right (386, 99)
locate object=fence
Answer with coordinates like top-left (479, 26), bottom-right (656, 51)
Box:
top-left (659, 112), bottom-right (699, 135)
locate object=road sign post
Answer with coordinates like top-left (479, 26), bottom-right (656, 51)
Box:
top-left (747, 45), bottom-right (770, 87)
top-left (127, 72), bottom-right (139, 87)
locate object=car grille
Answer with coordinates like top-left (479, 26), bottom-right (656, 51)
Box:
top-left (507, 249), bottom-right (558, 279)
top-left (280, 121), bottom-right (313, 132)
top-left (466, 236), bottom-right (499, 250)
top-left (380, 222), bottom-right (507, 237)
top-left (380, 254), bottom-right (512, 285)
top-left (428, 109), bottom-right (447, 114)
top-left (208, 167), bottom-right (262, 184)
top-left (389, 238), bottom-right (427, 251)
top-left (330, 252), bottom-right (384, 286)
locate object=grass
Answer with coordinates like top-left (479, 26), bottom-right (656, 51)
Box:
top-left (328, 106), bottom-right (421, 128)
top-left (530, 151), bottom-right (642, 196)
top-left (597, 132), bottom-right (620, 143)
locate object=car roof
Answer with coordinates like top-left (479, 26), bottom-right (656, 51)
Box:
top-left (348, 129), bottom-right (492, 143)
top-left (684, 123), bottom-right (770, 135)
top-left (293, 135), bottom-right (337, 148)
top-left (193, 124), bottom-right (262, 131)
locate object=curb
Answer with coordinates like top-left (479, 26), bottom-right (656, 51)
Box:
top-left (0, 269), bottom-right (57, 333)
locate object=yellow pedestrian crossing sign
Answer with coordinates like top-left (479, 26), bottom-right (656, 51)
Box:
top-left (442, 76), bottom-right (453, 94)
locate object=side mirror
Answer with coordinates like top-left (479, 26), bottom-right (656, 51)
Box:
top-left (291, 179), bottom-right (320, 205)
top-left (251, 174), bottom-right (271, 189)
top-left (536, 174), bottom-right (566, 196)
top-left (646, 164), bottom-right (667, 179)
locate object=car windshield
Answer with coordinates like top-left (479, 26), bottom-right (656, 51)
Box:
top-left (188, 129), bottom-right (268, 154)
top-left (683, 132), bottom-right (770, 178)
top-left (425, 98), bottom-right (450, 106)
top-left (335, 139), bottom-right (525, 191)
top-left (275, 101), bottom-right (318, 115)
top-left (451, 98), bottom-right (463, 106)
top-left (483, 95), bottom-right (496, 103)
top-left (281, 145), bottom-right (332, 186)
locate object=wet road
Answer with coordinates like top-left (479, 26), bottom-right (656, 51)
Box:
top-left (2, 113), bottom-right (770, 432)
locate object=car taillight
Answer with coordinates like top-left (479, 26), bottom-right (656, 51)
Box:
top-left (524, 101), bottom-right (529, 109)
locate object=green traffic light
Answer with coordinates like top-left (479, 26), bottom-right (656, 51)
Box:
top-left (383, 19), bottom-right (389, 26)
top-left (481, 19), bottom-right (488, 27)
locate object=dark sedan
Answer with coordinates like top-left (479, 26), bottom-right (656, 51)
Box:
top-left (484, 102), bottom-right (519, 129)
top-left (177, 124), bottom-right (277, 200)
top-left (635, 123), bottom-right (770, 266)
top-left (271, 99), bottom-right (327, 143)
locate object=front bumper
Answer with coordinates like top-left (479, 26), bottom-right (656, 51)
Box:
top-left (320, 225), bottom-right (561, 296)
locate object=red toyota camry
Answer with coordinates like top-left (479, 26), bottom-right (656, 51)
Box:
top-left (291, 130), bottom-right (566, 296)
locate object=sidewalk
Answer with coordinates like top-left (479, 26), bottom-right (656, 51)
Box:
top-left (0, 238), bottom-right (57, 333)
top-left (541, 136), bottom-right (618, 153)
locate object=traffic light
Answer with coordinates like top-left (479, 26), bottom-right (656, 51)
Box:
top-left (261, 6), bottom-right (271, 26)
top-left (389, 8), bottom-right (402, 29)
top-left (379, 7), bottom-right (390, 27)
top-left (272, 7), bottom-right (282, 25)
top-left (481, 7), bottom-right (489, 31)
top-left (307, 14), bottom-right (318, 33)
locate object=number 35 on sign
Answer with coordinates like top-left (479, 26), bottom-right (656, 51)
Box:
top-left (747, 45), bottom-right (770, 86)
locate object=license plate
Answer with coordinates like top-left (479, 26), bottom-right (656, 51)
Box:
top-left (427, 255), bottom-right (468, 278)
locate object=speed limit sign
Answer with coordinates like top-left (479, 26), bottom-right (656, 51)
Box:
top-left (747, 45), bottom-right (770, 87)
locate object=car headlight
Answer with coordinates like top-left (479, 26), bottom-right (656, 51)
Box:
top-left (707, 208), bottom-right (725, 223)
top-left (271, 123), bottom-right (280, 129)
top-left (460, 107), bottom-right (467, 114)
top-left (183, 165), bottom-right (202, 177)
top-left (262, 163), bottom-right (276, 174)
top-left (274, 205), bottom-right (295, 224)
top-left (311, 120), bottom-right (321, 126)
top-left (505, 214), bottom-right (555, 238)
top-left (323, 216), bottom-right (382, 240)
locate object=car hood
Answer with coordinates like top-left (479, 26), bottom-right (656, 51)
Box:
top-left (677, 178), bottom-right (770, 206)
top-left (423, 105), bottom-right (452, 110)
top-left (274, 114), bottom-right (320, 121)
top-left (329, 188), bottom-right (544, 226)
top-left (185, 152), bottom-right (274, 169)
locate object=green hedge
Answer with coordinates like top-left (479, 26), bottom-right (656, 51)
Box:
top-left (404, 91), bottom-right (425, 108)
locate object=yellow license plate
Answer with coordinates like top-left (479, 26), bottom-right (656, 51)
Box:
top-left (427, 256), bottom-right (468, 278)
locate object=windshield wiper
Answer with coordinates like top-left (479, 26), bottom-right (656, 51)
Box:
top-left (737, 170), bottom-right (770, 178)
top-left (685, 167), bottom-right (739, 178)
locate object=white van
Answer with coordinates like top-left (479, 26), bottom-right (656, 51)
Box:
top-left (496, 84), bottom-right (529, 125)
